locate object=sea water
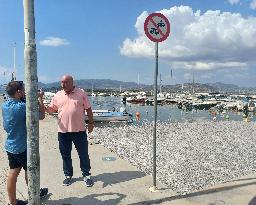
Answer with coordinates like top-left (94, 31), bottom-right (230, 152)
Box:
top-left (89, 96), bottom-right (256, 124)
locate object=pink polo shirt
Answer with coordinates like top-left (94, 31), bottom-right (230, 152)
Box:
top-left (49, 87), bottom-right (91, 133)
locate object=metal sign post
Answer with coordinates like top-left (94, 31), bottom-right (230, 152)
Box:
top-left (153, 42), bottom-right (158, 189)
top-left (144, 13), bottom-right (170, 191)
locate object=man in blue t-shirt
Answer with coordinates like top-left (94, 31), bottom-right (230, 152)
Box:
top-left (2, 81), bottom-right (47, 205)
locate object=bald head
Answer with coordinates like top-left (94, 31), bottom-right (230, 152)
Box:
top-left (61, 75), bottom-right (74, 94)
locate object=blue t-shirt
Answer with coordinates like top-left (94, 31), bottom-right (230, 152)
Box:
top-left (2, 98), bottom-right (27, 154)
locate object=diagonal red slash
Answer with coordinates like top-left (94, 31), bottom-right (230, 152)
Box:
top-left (149, 17), bottom-right (165, 37)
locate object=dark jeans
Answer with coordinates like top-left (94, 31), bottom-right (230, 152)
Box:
top-left (58, 131), bottom-right (91, 177)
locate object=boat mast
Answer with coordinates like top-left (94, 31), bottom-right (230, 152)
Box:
top-left (13, 42), bottom-right (17, 81)
top-left (3, 71), bottom-right (6, 84)
top-left (137, 73), bottom-right (140, 89)
top-left (170, 68), bottom-right (172, 93)
top-left (192, 71), bottom-right (195, 94)
top-left (159, 73), bottom-right (162, 93)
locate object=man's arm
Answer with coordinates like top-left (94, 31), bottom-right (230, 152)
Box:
top-left (45, 106), bottom-right (57, 114)
top-left (44, 95), bottom-right (58, 114)
top-left (86, 107), bottom-right (94, 133)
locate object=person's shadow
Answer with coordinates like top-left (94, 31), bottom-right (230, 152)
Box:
top-left (43, 171), bottom-right (145, 204)
top-left (72, 170), bottom-right (146, 188)
top-left (94, 171), bottom-right (146, 188)
top-left (44, 192), bottom-right (126, 205)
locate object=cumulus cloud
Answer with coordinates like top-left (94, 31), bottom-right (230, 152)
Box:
top-left (120, 6), bottom-right (256, 72)
top-left (40, 37), bottom-right (70, 47)
top-left (171, 61), bottom-right (248, 71)
top-left (227, 0), bottom-right (240, 5)
top-left (250, 0), bottom-right (256, 9)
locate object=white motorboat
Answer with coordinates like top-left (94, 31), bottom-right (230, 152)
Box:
top-left (85, 109), bottom-right (132, 122)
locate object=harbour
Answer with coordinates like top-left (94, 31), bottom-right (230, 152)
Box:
top-left (88, 94), bottom-right (256, 124)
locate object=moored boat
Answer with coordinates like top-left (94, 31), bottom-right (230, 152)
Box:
top-left (85, 109), bottom-right (132, 122)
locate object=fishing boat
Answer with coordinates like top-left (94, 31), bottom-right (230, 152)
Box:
top-left (126, 96), bottom-right (146, 104)
top-left (85, 109), bottom-right (132, 122)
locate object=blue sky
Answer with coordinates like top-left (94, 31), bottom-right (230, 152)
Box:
top-left (0, 0), bottom-right (256, 86)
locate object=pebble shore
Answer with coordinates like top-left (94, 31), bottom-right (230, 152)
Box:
top-left (90, 120), bottom-right (256, 194)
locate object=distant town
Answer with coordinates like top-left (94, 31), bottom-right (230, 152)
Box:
top-left (36, 79), bottom-right (256, 95)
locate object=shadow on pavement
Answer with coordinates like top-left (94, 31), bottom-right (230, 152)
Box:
top-left (71, 177), bottom-right (83, 183)
top-left (68, 171), bottom-right (146, 188)
top-left (229, 177), bottom-right (256, 183)
top-left (127, 180), bottom-right (256, 205)
top-left (43, 192), bottom-right (126, 205)
top-left (94, 171), bottom-right (146, 188)
top-left (248, 196), bottom-right (256, 205)
top-left (42, 171), bottom-right (144, 204)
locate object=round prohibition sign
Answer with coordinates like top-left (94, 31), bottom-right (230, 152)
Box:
top-left (144, 13), bottom-right (170, 42)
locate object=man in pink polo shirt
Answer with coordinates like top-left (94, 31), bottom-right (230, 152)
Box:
top-left (45, 75), bottom-right (94, 187)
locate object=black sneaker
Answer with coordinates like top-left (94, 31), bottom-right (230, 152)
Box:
top-left (40, 187), bottom-right (48, 198)
top-left (84, 176), bottom-right (94, 187)
top-left (63, 176), bottom-right (72, 186)
top-left (8, 199), bottom-right (28, 205)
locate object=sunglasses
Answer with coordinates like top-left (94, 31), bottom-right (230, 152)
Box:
top-left (16, 81), bottom-right (24, 86)
top-left (15, 81), bottom-right (24, 91)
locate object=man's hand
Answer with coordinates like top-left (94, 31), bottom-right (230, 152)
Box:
top-left (38, 89), bottom-right (44, 101)
top-left (87, 122), bottom-right (94, 133)
top-left (86, 107), bottom-right (94, 133)
top-left (38, 89), bottom-right (46, 120)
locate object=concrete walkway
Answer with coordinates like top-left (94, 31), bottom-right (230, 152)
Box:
top-left (15, 142), bottom-right (256, 205)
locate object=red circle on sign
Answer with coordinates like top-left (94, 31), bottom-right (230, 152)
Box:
top-left (144, 13), bottom-right (170, 42)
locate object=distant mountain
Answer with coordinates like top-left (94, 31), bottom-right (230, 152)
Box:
top-left (206, 82), bottom-right (239, 91)
top-left (40, 79), bottom-right (145, 90)
top-left (38, 82), bottom-right (47, 88)
top-left (160, 82), bottom-right (255, 93)
top-left (37, 79), bottom-right (256, 93)
top-left (0, 79), bottom-right (255, 94)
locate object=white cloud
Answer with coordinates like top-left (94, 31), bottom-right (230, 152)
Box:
top-left (227, 0), bottom-right (240, 5)
top-left (250, 0), bottom-right (256, 9)
top-left (172, 61), bottom-right (248, 71)
top-left (120, 6), bottom-right (256, 72)
top-left (40, 37), bottom-right (70, 47)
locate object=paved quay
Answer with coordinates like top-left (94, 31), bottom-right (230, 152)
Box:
top-left (17, 140), bottom-right (256, 205)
